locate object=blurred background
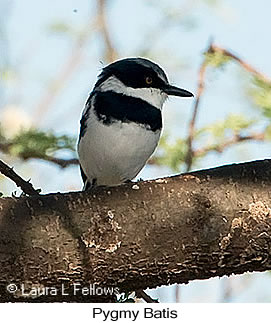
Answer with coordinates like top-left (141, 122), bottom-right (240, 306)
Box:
top-left (1, 0), bottom-right (271, 302)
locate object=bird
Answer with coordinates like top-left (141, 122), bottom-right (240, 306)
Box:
top-left (77, 57), bottom-right (193, 190)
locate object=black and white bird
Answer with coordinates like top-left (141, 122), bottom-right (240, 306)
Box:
top-left (78, 58), bottom-right (193, 190)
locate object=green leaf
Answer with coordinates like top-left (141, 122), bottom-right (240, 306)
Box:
top-left (207, 114), bottom-right (255, 139)
top-left (155, 137), bottom-right (188, 172)
top-left (204, 51), bottom-right (231, 69)
top-left (249, 76), bottom-right (271, 119)
top-left (9, 129), bottom-right (76, 159)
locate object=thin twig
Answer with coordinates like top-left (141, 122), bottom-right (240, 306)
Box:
top-left (175, 284), bottom-right (181, 303)
top-left (209, 44), bottom-right (271, 84)
top-left (33, 21), bottom-right (96, 124)
top-left (40, 156), bottom-right (79, 168)
top-left (135, 290), bottom-right (159, 303)
top-left (185, 58), bottom-right (208, 172)
top-left (194, 132), bottom-right (265, 157)
top-left (0, 160), bottom-right (40, 196)
top-left (0, 142), bottom-right (79, 168)
top-left (184, 42), bottom-right (271, 172)
top-left (97, 0), bottom-right (118, 62)
top-left (33, 1), bottom-right (118, 124)
top-left (220, 278), bottom-right (233, 302)
top-left (148, 132), bottom-right (265, 167)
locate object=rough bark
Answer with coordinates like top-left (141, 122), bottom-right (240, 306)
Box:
top-left (1, 159), bottom-right (271, 302)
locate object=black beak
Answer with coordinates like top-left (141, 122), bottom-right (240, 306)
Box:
top-left (163, 84), bottom-right (194, 97)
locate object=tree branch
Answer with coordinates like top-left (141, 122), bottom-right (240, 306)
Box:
top-left (185, 58), bottom-right (207, 172)
top-left (194, 132), bottom-right (266, 157)
top-left (209, 44), bottom-right (271, 84)
top-left (184, 42), bottom-right (271, 171)
top-left (33, 156), bottom-right (79, 168)
top-left (96, 0), bottom-right (118, 62)
top-left (0, 141), bottom-right (79, 168)
top-left (184, 40), bottom-right (216, 172)
top-left (0, 160), bottom-right (40, 196)
top-left (33, 21), bottom-right (96, 123)
top-left (1, 159), bottom-right (271, 302)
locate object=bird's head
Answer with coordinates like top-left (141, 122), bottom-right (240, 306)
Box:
top-left (94, 57), bottom-right (193, 110)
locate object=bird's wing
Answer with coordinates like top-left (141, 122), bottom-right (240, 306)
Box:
top-left (78, 91), bottom-right (96, 190)
top-left (78, 92), bottom-right (95, 141)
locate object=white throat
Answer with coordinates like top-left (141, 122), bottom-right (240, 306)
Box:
top-left (98, 75), bottom-right (167, 110)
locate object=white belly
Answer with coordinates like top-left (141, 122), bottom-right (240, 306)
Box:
top-left (78, 111), bottom-right (161, 186)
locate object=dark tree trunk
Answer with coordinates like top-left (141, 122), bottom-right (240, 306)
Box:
top-left (1, 159), bottom-right (271, 302)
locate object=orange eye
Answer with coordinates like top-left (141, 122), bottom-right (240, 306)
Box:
top-left (145, 76), bottom-right (153, 85)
